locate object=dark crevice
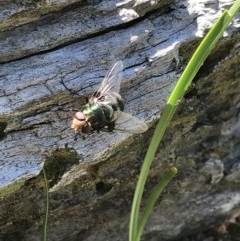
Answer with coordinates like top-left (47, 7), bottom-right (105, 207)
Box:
top-left (43, 148), bottom-right (80, 188)
top-left (6, 121), bottom-right (52, 134)
top-left (0, 121), bottom-right (7, 141)
top-left (95, 181), bottom-right (113, 196)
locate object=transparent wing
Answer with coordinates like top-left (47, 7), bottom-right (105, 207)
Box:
top-left (92, 61), bottom-right (123, 99)
top-left (114, 111), bottom-right (148, 134)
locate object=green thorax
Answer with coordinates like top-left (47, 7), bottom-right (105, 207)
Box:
top-left (83, 103), bottom-right (114, 129)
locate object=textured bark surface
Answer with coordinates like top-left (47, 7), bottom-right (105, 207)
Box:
top-left (0, 0), bottom-right (240, 241)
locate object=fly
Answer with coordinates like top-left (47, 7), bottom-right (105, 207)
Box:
top-left (68, 61), bottom-right (148, 138)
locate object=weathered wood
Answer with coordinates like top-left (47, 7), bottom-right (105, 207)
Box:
top-left (0, 0), bottom-right (240, 240)
top-left (0, 0), bottom-right (172, 62)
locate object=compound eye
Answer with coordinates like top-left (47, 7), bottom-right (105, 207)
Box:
top-left (75, 112), bottom-right (85, 121)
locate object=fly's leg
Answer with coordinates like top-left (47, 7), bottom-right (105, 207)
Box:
top-left (60, 77), bottom-right (89, 103)
top-left (61, 77), bottom-right (80, 95)
top-left (74, 132), bottom-right (78, 141)
top-left (74, 131), bottom-right (86, 141)
top-left (107, 122), bottom-right (115, 132)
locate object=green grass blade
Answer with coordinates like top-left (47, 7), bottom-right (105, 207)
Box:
top-left (136, 167), bottom-right (177, 241)
top-left (129, 2), bottom-right (240, 241)
top-left (229, 0), bottom-right (240, 16)
top-left (168, 10), bottom-right (232, 106)
top-left (41, 168), bottom-right (49, 241)
top-left (129, 103), bottom-right (174, 241)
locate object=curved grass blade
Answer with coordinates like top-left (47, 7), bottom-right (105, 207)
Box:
top-left (136, 167), bottom-right (177, 241)
top-left (41, 168), bottom-right (49, 241)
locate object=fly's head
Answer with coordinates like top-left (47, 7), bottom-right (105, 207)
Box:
top-left (71, 112), bottom-right (92, 134)
top-left (71, 112), bottom-right (86, 131)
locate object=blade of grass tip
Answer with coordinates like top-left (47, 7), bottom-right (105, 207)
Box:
top-left (41, 168), bottom-right (49, 241)
top-left (228, 0), bottom-right (240, 16)
top-left (136, 167), bottom-right (177, 241)
top-left (129, 5), bottom-right (240, 241)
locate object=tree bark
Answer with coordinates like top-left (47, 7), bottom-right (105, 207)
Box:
top-left (0, 0), bottom-right (240, 240)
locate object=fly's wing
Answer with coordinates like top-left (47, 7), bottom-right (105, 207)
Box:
top-left (91, 61), bottom-right (123, 100)
top-left (114, 111), bottom-right (148, 134)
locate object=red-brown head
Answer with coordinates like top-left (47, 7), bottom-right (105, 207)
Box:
top-left (71, 111), bottom-right (92, 134)
top-left (71, 112), bottom-right (86, 131)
